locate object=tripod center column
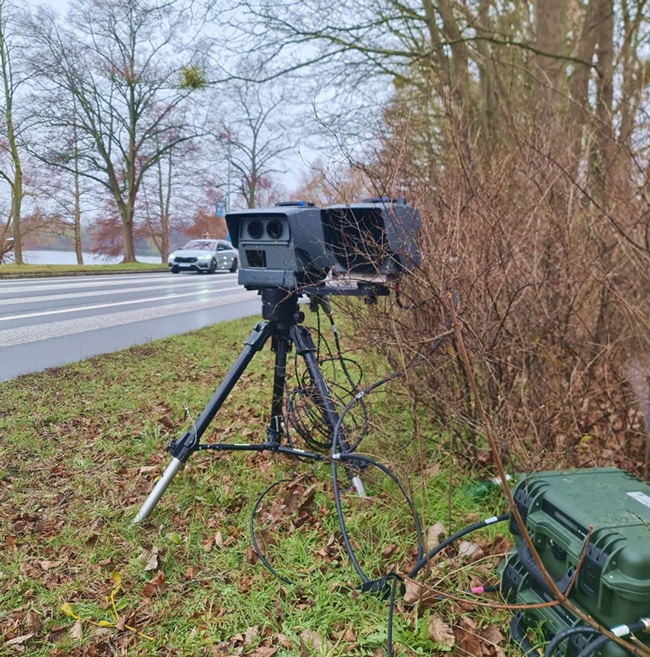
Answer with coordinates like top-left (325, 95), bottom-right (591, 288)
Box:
top-left (261, 288), bottom-right (302, 331)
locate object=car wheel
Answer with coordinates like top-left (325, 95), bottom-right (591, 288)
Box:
top-left (207, 258), bottom-right (217, 274)
top-left (229, 257), bottom-right (238, 273)
top-left (171, 265), bottom-right (180, 274)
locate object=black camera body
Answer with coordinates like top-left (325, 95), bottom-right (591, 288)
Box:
top-left (226, 198), bottom-right (421, 292)
top-left (226, 202), bottom-right (333, 290)
top-left (322, 197), bottom-right (421, 276)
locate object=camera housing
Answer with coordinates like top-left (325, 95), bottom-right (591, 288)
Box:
top-left (226, 198), bottom-right (421, 291)
top-left (226, 202), bottom-right (334, 290)
top-left (322, 197), bottom-right (421, 276)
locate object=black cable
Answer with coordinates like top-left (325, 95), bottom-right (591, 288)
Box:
top-left (326, 328), bottom-right (455, 583)
top-left (286, 378), bottom-right (368, 451)
top-left (249, 478), bottom-right (295, 586)
top-left (542, 626), bottom-right (602, 657)
top-left (330, 452), bottom-right (425, 585)
top-left (386, 573), bottom-right (402, 657)
top-left (574, 620), bottom-right (648, 657)
top-left (284, 304), bottom-right (368, 451)
top-left (331, 330), bottom-right (452, 454)
top-left (408, 514), bottom-right (509, 578)
top-left (320, 299), bottom-right (362, 391)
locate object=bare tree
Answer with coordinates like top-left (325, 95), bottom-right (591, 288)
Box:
top-left (210, 82), bottom-right (293, 209)
top-left (25, 0), bottom-right (210, 262)
top-left (0, 0), bottom-right (28, 264)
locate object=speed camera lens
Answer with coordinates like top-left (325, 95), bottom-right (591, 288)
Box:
top-left (246, 220), bottom-right (264, 239)
top-left (266, 220), bottom-right (283, 240)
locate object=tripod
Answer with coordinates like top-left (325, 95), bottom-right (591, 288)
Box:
top-left (133, 286), bottom-right (369, 524)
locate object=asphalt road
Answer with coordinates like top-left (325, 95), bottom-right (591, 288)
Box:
top-left (0, 272), bottom-right (261, 382)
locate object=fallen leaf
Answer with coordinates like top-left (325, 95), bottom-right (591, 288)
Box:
top-left (300, 629), bottom-right (323, 652)
top-left (24, 610), bottom-right (41, 633)
top-left (245, 626), bottom-right (259, 645)
top-left (457, 541), bottom-right (484, 563)
top-left (403, 580), bottom-right (440, 606)
top-left (343, 625), bottom-right (356, 642)
top-left (426, 522), bottom-right (447, 551)
top-left (428, 615), bottom-right (455, 649)
top-left (144, 548), bottom-right (160, 572)
top-left (184, 565), bottom-right (198, 581)
top-left (481, 625), bottom-right (505, 645)
top-left (141, 570), bottom-right (165, 598)
top-left (246, 546), bottom-right (258, 565)
top-left (381, 543), bottom-right (398, 559)
top-left (38, 560), bottom-right (63, 571)
top-left (455, 626), bottom-right (483, 656)
top-left (248, 648), bottom-right (278, 657)
top-left (4, 633), bottom-right (34, 646)
top-left (483, 643), bottom-right (506, 657)
top-left (71, 620), bottom-right (83, 640)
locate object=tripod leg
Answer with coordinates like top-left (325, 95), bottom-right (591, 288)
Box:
top-left (289, 325), bottom-right (366, 497)
top-left (132, 321), bottom-right (274, 524)
top-left (265, 334), bottom-right (290, 446)
top-left (132, 457), bottom-right (183, 524)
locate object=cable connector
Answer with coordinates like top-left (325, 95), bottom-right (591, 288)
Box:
top-left (641, 617), bottom-right (650, 633)
top-left (360, 574), bottom-right (405, 600)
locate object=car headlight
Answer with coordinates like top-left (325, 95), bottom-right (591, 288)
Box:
top-left (197, 254), bottom-right (212, 260)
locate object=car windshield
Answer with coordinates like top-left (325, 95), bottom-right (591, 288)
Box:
top-left (182, 240), bottom-right (216, 251)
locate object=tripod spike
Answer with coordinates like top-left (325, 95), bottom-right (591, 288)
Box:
top-left (132, 457), bottom-right (183, 524)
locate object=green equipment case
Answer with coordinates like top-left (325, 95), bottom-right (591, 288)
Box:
top-left (500, 467), bottom-right (650, 657)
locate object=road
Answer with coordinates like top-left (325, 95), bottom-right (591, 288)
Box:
top-left (0, 272), bottom-right (261, 382)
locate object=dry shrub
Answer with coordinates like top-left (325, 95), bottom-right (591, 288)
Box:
top-left (349, 118), bottom-right (650, 479)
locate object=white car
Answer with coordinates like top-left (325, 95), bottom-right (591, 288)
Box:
top-left (168, 239), bottom-right (238, 274)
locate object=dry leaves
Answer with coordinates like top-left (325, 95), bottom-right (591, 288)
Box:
top-left (141, 570), bottom-right (165, 598)
top-left (428, 615), bottom-right (455, 649)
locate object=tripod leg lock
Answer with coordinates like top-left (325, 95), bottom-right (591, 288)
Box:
top-left (263, 416), bottom-right (283, 447)
top-left (167, 430), bottom-right (198, 463)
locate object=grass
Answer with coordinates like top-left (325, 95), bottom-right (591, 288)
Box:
top-left (0, 262), bottom-right (167, 278)
top-left (0, 309), bottom-right (514, 656)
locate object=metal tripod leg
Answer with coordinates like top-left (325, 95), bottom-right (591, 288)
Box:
top-left (132, 321), bottom-right (274, 524)
top-left (290, 325), bottom-right (366, 497)
top-left (264, 333), bottom-right (291, 446)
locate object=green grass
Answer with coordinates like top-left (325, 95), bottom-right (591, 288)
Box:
top-left (0, 312), bottom-right (513, 656)
top-left (0, 261), bottom-right (166, 278)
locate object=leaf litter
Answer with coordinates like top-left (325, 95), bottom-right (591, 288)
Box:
top-left (0, 321), bottom-right (512, 656)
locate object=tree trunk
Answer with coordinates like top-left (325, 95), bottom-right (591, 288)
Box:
top-left (534, 0), bottom-right (569, 125)
top-left (122, 214), bottom-right (136, 262)
top-left (1, 2), bottom-right (23, 265)
top-left (594, 0), bottom-right (615, 205)
top-left (10, 170), bottom-right (22, 265)
top-left (74, 167), bottom-right (84, 265)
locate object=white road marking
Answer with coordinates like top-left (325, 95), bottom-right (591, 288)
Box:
top-left (0, 291), bottom-right (258, 347)
top-left (0, 286), bottom-right (244, 322)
